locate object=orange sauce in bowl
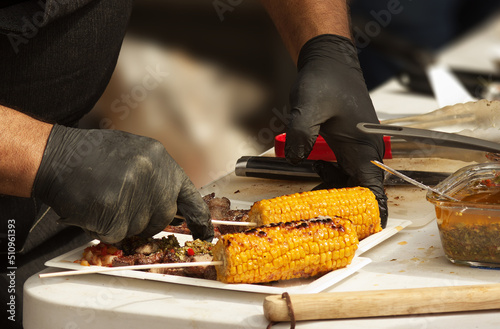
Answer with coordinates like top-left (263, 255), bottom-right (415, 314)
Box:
top-left (435, 188), bottom-right (500, 265)
top-left (459, 189), bottom-right (500, 204)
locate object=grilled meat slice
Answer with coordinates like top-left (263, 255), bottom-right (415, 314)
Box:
top-left (202, 192), bottom-right (216, 203)
top-left (148, 251), bottom-right (215, 278)
top-left (163, 221), bottom-right (192, 235)
top-left (112, 250), bottom-right (166, 267)
top-left (207, 196), bottom-right (231, 220)
top-left (118, 235), bottom-right (180, 256)
top-left (217, 209), bottom-right (250, 235)
top-left (148, 249), bottom-right (185, 275)
top-left (165, 193), bottom-right (251, 236)
top-left (186, 254), bottom-right (216, 279)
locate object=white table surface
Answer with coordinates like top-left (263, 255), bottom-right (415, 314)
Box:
top-left (24, 10), bottom-right (500, 329)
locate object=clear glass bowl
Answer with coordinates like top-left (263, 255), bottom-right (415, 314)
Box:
top-left (426, 163), bottom-right (500, 268)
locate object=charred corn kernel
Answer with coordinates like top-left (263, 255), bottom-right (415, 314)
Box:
top-left (213, 217), bottom-right (359, 284)
top-left (248, 187), bottom-right (381, 240)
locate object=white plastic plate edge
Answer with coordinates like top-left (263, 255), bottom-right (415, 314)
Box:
top-left (357, 218), bottom-right (412, 255)
top-left (44, 200), bottom-right (411, 295)
top-left (44, 235), bottom-right (371, 295)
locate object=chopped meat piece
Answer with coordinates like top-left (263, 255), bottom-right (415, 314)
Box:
top-left (135, 243), bottom-right (159, 255)
top-left (203, 266), bottom-right (217, 280)
top-left (184, 254), bottom-right (214, 278)
top-left (111, 251), bottom-right (166, 267)
top-left (164, 193), bottom-right (251, 236)
top-left (110, 238), bottom-right (216, 279)
top-left (217, 225), bottom-right (244, 236)
top-left (164, 221), bottom-right (222, 238)
top-left (118, 235), bottom-right (179, 256)
top-left (217, 209), bottom-right (251, 235)
top-left (202, 192), bottom-right (215, 203)
top-left (227, 209), bottom-right (249, 222)
top-left (208, 196), bottom-right (231, 219)
top-left (136, 251), bottom-right (166, 265)
top-left (149, 267), bottom-right (184, 276)
top-left (111, 256), bottom-right (135, 267)
top-left (163, 249), bottom-right (183, 263)
top-left (192, 254), bottom-right (212, 262)
top-left (163, 221), bottom-right (192, 235)
top-left (148, 250), bottom-right (214, 278)
top-left (149, 249), bottom-right (185, 275)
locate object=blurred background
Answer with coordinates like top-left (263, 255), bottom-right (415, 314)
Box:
top-left (79, 0), bottom-right (500, 187)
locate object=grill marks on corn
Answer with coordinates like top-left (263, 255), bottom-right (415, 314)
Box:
top-left (248, 187), bottom-right (381, 240)
top-left (213, 217), bottom-right (359, 284)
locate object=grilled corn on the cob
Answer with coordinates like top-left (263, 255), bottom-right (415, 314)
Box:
top-left (248, 187), bottom-right (381, 240)
top-left (213, 217), bottom-right (358, 284)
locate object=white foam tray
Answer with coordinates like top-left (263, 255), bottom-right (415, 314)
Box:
top-left (45, 200), bottom-right (410, 295)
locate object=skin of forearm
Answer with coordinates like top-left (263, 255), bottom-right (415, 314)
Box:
top-left (260, 0), bottom-right (352, 63)
top-left (0, 105), bottom-right (53, 197)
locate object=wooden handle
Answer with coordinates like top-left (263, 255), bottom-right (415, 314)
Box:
top-left (264, 283), bottom-right (500, 322)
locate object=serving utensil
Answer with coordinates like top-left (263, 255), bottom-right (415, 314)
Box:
top-left (371, 160), bottom-right (458, 202)
top-left (380, 100), bottom-right (500, 131)
top-left (382, 64), bottom-right (491, 130)
top-left (358, 122), bottom-right (500, 154)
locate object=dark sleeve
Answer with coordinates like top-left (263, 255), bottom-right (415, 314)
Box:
top-left (0, 0), bottom-right (95, 34)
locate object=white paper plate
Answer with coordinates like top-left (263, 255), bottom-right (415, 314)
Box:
top-left (44, 233), bottom-right (370, 295)
top-left (357, 218), bottom-right (412, 255)
top-left (44, 200), bottom-right (411, 295)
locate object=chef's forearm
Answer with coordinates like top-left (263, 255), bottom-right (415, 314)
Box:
top-left (260, 0), bottom-right (352, 63)
top-left (0, 105), bottom-right (53, 197)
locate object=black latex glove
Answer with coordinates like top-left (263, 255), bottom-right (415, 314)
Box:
top-left (285, 34), bottom-right (388, 228)
top-left (33, 125), bottom-right (214, 243)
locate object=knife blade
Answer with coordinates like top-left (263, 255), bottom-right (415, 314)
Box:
top-left (235, 156), bottom-right (450, 186)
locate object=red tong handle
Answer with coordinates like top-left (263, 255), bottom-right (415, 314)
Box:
top-left (274, 133), bottom-right (393, 160)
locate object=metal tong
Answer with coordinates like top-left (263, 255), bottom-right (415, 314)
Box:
top-left (358, 122), bottom-right (500, 155)
top-left (379, 99), bottom-right (500, 130)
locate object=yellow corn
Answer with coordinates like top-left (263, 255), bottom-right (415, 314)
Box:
top-left (213, 217), bottom-right (359, 284)
top-left (247, 187), bottom-right (381, 240)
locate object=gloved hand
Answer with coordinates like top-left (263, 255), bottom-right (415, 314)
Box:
top-left (33, 125), bottom-right (214, 243)
top-left (285, 34), bottom-right (388, 227)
